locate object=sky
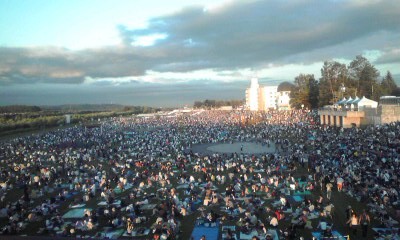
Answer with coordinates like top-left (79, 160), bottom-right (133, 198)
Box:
top-left (0, 0), bottom-right (399, 107)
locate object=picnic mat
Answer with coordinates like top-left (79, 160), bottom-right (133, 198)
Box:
top-left (70, 203), bottom-right (85, 208)
top-left (140, 204), bottom-right (157, 210)
top-left (65, 191), bottom-right (79, 199)
top-left (222, 226), bottom-right (236, 240)
top-left (287, 195), bottom-right (304, 203)
top-left (372, 227), bottom-right (399, 236)
top-left (191, 223), bottom-right (219, 240)
top-left (98, 200), bottom-right (121, 206)
top-left (114, 183), bottom-right (133, 194)
top-left (62, 208), bottom-right (91, 219)
top-left (267, 229), bottom-right (279, 240)
top-left (98, 228), bottom-right (125, 239)
top-left (176, 183), bottom-right (189, 189)
top-left (239, 230), bottom-right (265, 240)
top-left (312, 231), bottom-right (347, 240)
top-left (294, 190), bottom-right (311, 195)
top-left (123, 228), bottom-right (150, 237)
top-left (298, 181), bottom-right (308, 188)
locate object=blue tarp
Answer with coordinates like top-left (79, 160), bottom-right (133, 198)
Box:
top-left (62, 208), bottom-right (92, 219)
top-left (191, 223), bottom-right (219, 240)
top-left (312, 231), bottom-right (346, 240)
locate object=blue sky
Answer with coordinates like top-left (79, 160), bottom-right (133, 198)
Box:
top-left (0, 0), bottom-right (399, 107)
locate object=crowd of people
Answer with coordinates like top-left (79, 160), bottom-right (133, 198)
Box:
top-left (0, 109), bottom-right (398, 239)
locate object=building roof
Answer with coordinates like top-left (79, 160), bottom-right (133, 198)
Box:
top-left (348, 96), bottom-right (359, 104)
top-left (336, 97), bottom-right (347, 105)
top-left (344, 97), bottom-right (353, 104)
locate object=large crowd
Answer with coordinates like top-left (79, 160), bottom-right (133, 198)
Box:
top-left (0, 109), bottom-right (399, 239)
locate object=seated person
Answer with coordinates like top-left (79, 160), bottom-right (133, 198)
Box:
top-left (240, 222), bottom-right (252, 234)
top-left (75, 219), bottom-right (85, 230)
top-left (224, 228), bottom-right (236, 240)
top-left (324, 203), bottom-right (334, 219)
top-left (317, 218), bottom-right (330, 232)
top-left (126, 218), bottom-right (134, 235)
top-left (291, 214), bottom-right (307, 229)
top-left (269, 215), bottom-right (278, 227)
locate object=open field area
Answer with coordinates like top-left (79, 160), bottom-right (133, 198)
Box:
top-left (0, 110), bottom-right (399, 240)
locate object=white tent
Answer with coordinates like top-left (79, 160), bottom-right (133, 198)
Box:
top-left (354, 96), bottom-right (378, 110)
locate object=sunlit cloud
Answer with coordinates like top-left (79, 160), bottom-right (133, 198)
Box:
top-left (0, 0), bottom-right (399, 106)
top-left (131, 33), bottom-right (168, 47)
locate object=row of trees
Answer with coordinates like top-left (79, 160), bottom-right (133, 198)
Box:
top-left (288, 55), bottom-right (399, 109)
top-left (0, 106), bottom-right (161, 134)
top-left (193, 99), bottom-right (244, 109)
top-left (0, 105), bottom-right (42, 113)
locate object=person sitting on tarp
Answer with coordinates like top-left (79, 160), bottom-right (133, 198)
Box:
top-left (126, 218), bottom-right (134, 235)
top-left (206, 210), bottom-right (219, 223)
top-left (225, 228), bottom-right (235, 240)
top-left (317, 215), bottom-right (331, 235)
top-left (291, 214), bottom-right (307, 230)
top-left (240, 222), bottom-right (252, 234)
top-left (269, 215), bottom-right (278, 228)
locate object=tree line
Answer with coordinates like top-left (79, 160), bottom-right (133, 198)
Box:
top-left (0, 105), bottom-right (160, 135)
top-left (0, 105), bottom-right (42, 113)
top-left (287, 55), bottom-right (399, 109)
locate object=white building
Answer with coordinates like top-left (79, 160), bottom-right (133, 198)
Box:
top-left (277, 91), bottom-right (291, 110)
top-left (245, 78), bottom-right (260, 111)
top-left (261, 86), bottom-right (278, 109)
top-left (245, 78), bottom-right (290, 111)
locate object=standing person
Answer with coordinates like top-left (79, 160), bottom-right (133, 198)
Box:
top-left (326, 182), bottom-right (333, 200)
top-left (346, 212), bottom-right (359, 236)
top-left (126, 218), bottom-right (134, 235)
top-left (345, 206), bottom-right (354, 221)
top-left (323, 175), bottom-right (330, 191)
top-left (336, 176), bottom-right (344, 192)
top-left (359, 209), bottom-right (371, 238)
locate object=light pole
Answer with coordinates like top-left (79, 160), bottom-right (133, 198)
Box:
top-left (339, 83), bottom-right (346, 99)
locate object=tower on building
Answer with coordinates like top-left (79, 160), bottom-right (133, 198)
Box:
top-left (245, 78), bottom-right (290, 111)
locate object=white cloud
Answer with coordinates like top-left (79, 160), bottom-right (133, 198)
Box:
top-left (131, 33), bottom-right (168, 47)
top-left (1, 0), bottom-right (400, 105)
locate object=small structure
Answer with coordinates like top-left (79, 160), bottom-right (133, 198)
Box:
top-left (378, 96), bottom-right (400, 124)
top-left (65, 114), bottom-right (71, 124)
top-left (318, 96), bottom-right (380, 128)
top-left (319, 96), bottom-right (400, 128)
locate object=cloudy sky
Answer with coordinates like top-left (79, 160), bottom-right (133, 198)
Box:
top-left (0, 0), bottom-right (399, 107)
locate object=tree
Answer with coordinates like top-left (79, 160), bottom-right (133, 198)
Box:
top-left (392, 87), bottom-right (400, 96)
top-left (193, 101), bottom-right (203, 108)
top-left (277, 81), bottom-right (295, 92)
top-left (319, 61), bottom-right (349, 106)
top-left (381, 71), bottom-right (398, 96)
top-left (309, 77), bottom-right (319, 109)
top-left (290, 74), bottom-right (317, 109)
top-left (348, 55), bottom-right (379, 99)
top-left (0, 105), bottom-right (41, 113)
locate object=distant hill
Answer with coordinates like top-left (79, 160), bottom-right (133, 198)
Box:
top-left (40, 104), bottom-right (126, 112)
top-left (0, 105), bottom-right (42, 113)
